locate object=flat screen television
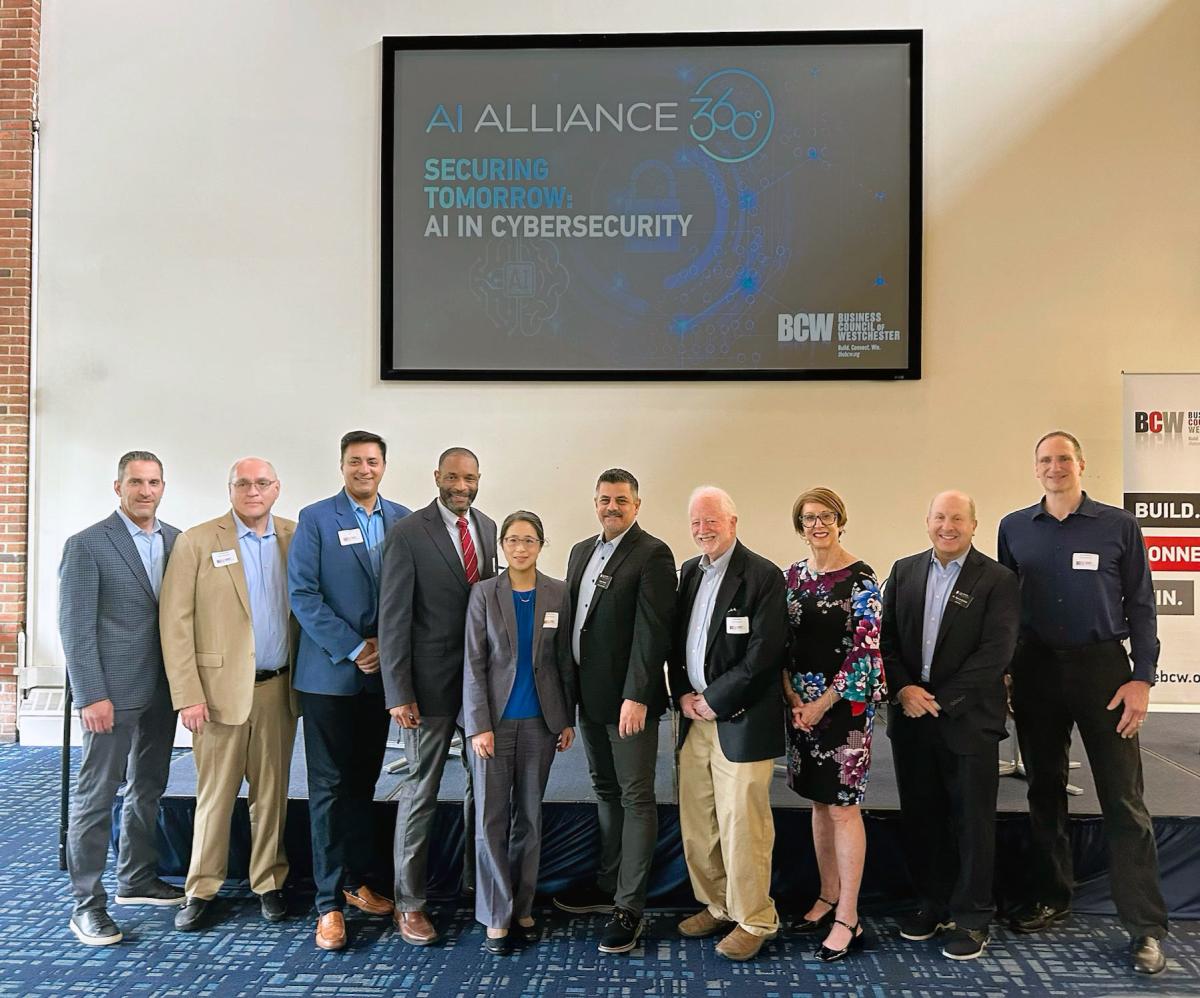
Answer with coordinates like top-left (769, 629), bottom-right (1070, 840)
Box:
top-left (381, 30), bottom-right (922, 380)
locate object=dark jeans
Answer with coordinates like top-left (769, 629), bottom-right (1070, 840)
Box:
top-left (300, 688), bottom-right (390, 914)
top-left (891, 713), bottom-right (999, 930)
top-left (1010, 638), bottom-right (1168, 938)
top-left (577, 712), bottom-right (659, 916)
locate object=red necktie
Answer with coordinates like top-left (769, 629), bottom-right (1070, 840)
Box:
top-left (457, 516), bottom-right (480, 584)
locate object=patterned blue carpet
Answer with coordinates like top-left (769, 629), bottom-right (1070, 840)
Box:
top-left (3, 743), bottom-right (1198, 997)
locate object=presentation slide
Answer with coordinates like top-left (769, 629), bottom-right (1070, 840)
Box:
top-left (382, 33), bottom-right (921, 379)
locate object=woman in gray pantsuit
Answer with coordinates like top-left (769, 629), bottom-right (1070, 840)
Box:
top-left (462, 510), bottom-right (577, 955)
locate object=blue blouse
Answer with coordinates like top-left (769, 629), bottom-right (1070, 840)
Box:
top-left (502, 589), bottom-right (542, 720)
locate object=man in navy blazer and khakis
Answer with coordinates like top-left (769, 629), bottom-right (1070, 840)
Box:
top-left (288, 430), bottom-right (411, 951)
top-left (59, 450), bottom-right (184, 946)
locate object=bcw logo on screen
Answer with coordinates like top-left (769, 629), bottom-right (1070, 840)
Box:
top-left (1144, 536), bottom-right (1200, 571)
top-left (778, 313), bottom-right (833, 343)
top-left (1133, 410), bottom-right (1200, 433)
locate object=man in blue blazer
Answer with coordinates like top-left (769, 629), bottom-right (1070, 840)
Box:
top-left (288, 430), bottom-right (412, 950)
top-left (59, 451), bottom-right (183, 946)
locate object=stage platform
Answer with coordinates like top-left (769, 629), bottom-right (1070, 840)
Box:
top-left (151, 709), bottom-right (1200, 919)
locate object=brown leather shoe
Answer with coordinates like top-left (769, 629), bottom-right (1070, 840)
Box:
top-left (393, 909), bottom-right (438, 946)
top-left (715, 925), bottom-right (774, 961)
top-left (343, 886), bottom-right (394, 917)
top-left (315, 911), bottom-right (347, 951)
top-left (678, 909), bottom-right (735, 938)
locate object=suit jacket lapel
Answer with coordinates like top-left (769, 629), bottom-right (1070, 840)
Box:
top-left (530, 571), bottom-right (550, 664)
top-left (335, 491), bottom-right (376, 589)
top-left (472, 509), bottom-right (497, 580)
top-left (567, 535), bottom-right (595, 603)
top-left (218, 513), bottom-right (252, 619)
top-left (104, 512), bottom-right (156, 600)
top-left (907, 552), bottom-right (933, 655)
top-left (422, 501), bottom-right (469, 589)
top-left (705, 543), bottom-right (744, 657)
top-left (933, 548), bottom-right (983, 659)
top-left (583, 523), bottom-right (641, 628)
top-left (497, 569), bottom-right (518, 653)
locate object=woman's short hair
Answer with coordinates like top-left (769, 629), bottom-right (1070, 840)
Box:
top-left (791, 487), bottom-right (848, 535)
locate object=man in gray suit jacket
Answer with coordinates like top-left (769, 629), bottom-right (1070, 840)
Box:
top-left (59, 451), bottom-right (183, 945)
top-left (380, 447), bottom-right (498, 946)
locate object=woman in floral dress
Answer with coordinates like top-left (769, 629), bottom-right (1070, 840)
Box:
top-left (782, 487), bottom-right (885, 963)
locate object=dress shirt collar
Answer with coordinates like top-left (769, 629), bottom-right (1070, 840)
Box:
top-left (232, 510), bottom-right (277, 540)
top-left (345, 488), bottom-right (382, 517)
top-left (929, 549), bottom-right (968, 572)
top-left (438, 499), bottom-right (472, 528)
top-left (594, 523), bottom-right (633, 552)
top-left (699, 541), bottom-right (736, 575)
top-left (116, 507), bottom-right (161, 537)
top-left (1030, 492), bottom-right (1099, 521)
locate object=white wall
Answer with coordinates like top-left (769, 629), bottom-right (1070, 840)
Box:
top-left (29, 0), bottom-right (1200, 668)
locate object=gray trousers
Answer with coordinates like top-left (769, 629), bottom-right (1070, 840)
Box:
top-left (392, 715), bottom-right (475, 910)
top-left (67, 680), bottom-right (176, 914)
top-left (470, 717), bottom-right (557, 928)
top-left (577, 713), bottom-right (659, 916)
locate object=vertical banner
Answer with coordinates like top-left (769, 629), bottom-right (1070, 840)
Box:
top-left (1123, 373), bottom-right (1200, 707)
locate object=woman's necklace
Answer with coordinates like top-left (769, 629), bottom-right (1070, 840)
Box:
top-left (515, 589), bottom-right (534, 604)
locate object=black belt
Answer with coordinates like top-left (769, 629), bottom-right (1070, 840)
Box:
top-left (254, 665), bottom-right (290, 683)
top-left (1020, 636), bottom-right (1124, 660)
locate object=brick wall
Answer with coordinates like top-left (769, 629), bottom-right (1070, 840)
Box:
top-left (0, 0), bottom-right (38, 741)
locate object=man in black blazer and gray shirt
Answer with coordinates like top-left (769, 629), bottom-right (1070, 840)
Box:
top-left (881, 490), bottom-right (1019, 961)
top-left (668, 486), bottom-right (787, 963)
top-left (380, 447), bottom-right (498, 946)
top-left (59, 451), bottom-right (184, 946)
top-left (553, 469), bottom-right (676, 955)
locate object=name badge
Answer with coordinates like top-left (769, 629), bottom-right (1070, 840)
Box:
top-left (726, 616), bottom-right (750, 635)
top-left (211, 549), bottom-right (238, 567)
top-left (338, 528), bottom-right (365, 547)
top-left (1073, 552), bottom-right (1099, 571)
top-left (543, 611), bottom-right (559, 629)
top-left (950, 590), bottom-right (974, 608)
top-left (596, 574), bottom-right (612, 590)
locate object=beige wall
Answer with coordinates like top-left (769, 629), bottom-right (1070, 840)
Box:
top-left (29, 0), bottom-right (1200, 666)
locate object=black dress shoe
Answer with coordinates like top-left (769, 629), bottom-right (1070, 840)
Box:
top-left (1009, 903), bottom-right (1070, 934)
top-left (792, 896), bottom-right (837, 934)
top-left (174, 896), bottom-right (212, 932)
top-left (116, 878), bottom-right (186, 907)
top-left (260, 889), bottom-right (287, 923)
top-left (1131, 935), bottom-right (1166, 975)
top-left (483, 932), bottom-right (512, 956)
top-left (816, 919), bottom-right (872, 963)
top-left (69, 909), bottom-right (123, 946)
top-left (598, 908), bottom-right (644, 954)
top-left (511, 920), bottom-right (540, 945)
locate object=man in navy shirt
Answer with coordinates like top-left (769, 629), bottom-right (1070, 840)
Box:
top-left (997, 431), bottom-right (1168, 975)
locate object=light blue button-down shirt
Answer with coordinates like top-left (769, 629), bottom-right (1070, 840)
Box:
top-left (348, 489), bottom-right (386, 581)
top-left (233, 511), bottom-right (289, 671)
top-left (571, 525), bottom-right (632, 665)
top-left (921, 551), bottom-right (967, 681)
top-left (116, 507), bottom-right (164, 598)
top-left (685, 543), bottom-right (736, 694)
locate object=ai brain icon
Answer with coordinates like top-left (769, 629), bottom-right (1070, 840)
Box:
top-left (688, 68), bottom-right (775, 164)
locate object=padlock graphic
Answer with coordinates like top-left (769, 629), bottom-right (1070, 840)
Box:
top-left (621, 160), bottom-right (681, 253)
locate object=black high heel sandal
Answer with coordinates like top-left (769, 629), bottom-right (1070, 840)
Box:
top-left (815, 918), bottom-right (872, 962)
top-left (792, 896), bottom-right (838, 934)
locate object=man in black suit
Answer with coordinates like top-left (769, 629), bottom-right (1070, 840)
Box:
top-left (881, 490), bottom-right (1019, 961)
top-left (668, 486), bottom-right (787, 963)
top-left (552, 469), bottom-right (676, 954)
top-left (379, 447), bottom-right (498, 946)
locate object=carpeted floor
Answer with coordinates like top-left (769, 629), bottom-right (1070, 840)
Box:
top-left (2, 743), bottom-right (1198, 997)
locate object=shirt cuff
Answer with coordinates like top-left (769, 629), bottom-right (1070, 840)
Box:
top-left (340, 641), bottom-right (366, 665)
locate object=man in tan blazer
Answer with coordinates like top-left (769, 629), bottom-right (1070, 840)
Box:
top-left (161, 457), bottom-right (299, 932)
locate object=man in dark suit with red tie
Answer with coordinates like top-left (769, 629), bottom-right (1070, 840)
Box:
top-left (380, 447), bottom-right (498, 946)
top-left (880, 490), bottom-right (1019, 961)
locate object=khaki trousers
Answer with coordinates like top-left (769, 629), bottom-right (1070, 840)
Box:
top-left (678, 718), bottom-right (778, 937)
top-left (186, 673), bottom-right (297, 899)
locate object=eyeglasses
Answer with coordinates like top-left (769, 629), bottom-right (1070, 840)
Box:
top-left (231, 479), bottom-right (277, 493)
top-left (502, 536), bottom-right (542, 549)
top-left (800, 511), bottom-right (838, 527)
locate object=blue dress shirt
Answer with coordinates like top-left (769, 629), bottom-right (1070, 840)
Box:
top-left (348, 490), bottom-right (386, 582)
top-left (997, 493), bottom-right (1159, 683)
top-left (921, 552), bottom-right (966, 681)
top-left (233, 512), bottom-right (290, 671)
top-left (684, 543), bottom-right (736, 694)
top-left (571, 525), bottom-right (632, 665)
top-left (116, 508), bottom-right (164, 597)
